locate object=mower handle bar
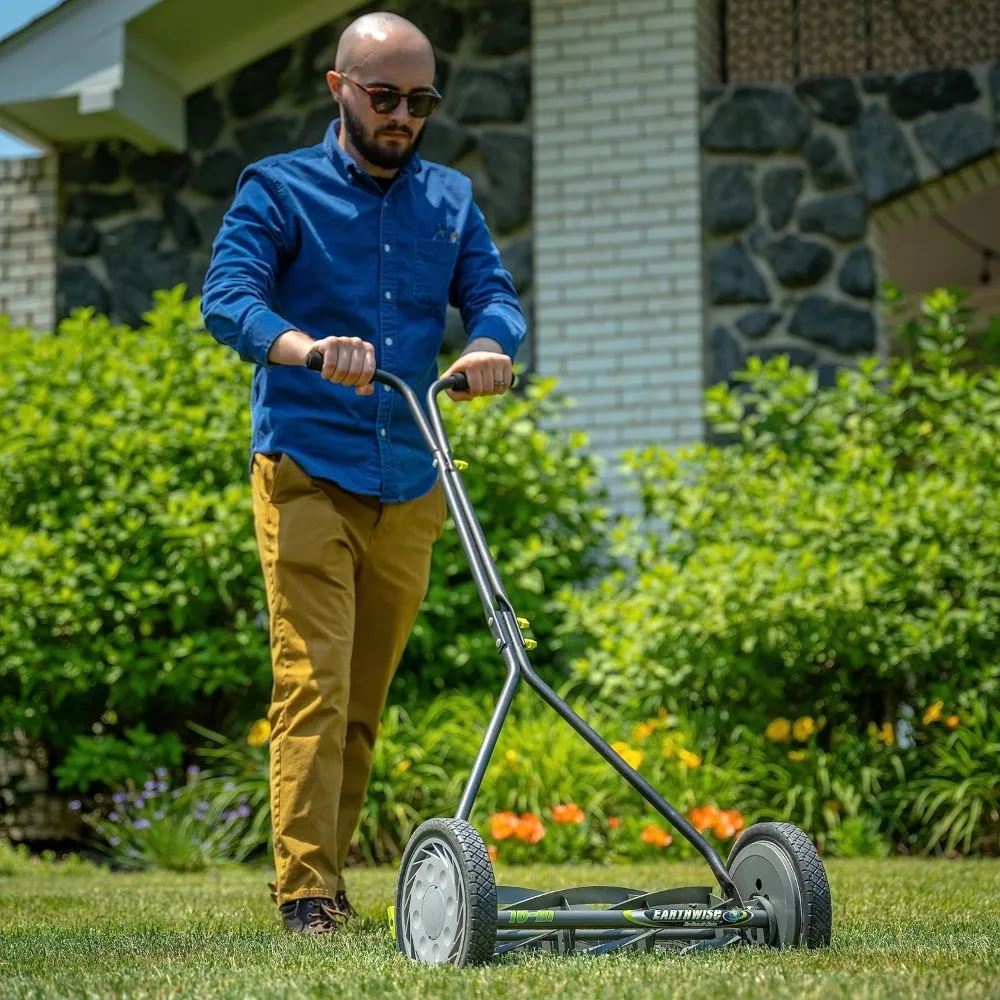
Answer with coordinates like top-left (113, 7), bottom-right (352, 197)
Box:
top-left (304, 348), bottom-right (516, 397)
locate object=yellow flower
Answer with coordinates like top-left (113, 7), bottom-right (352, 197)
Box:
top-left (676, 748), bottom-right (702, 768)
top-left (632, 721), bottom-right (657, 742)
top-left (946, 715), bottom-right (960, 729)
top-left (611, 741), bottom-right (644, 770)
top-left (792, 717), bottom-right (816, 742)
top-left (504, 749), bottom-right (520, 767)
top-left (765, 718), bottom-right (791, 742)
top-left (787, 750), bottom-right (808, 762)
top-left (823, 799), bottom-right (841, 814)
top-left (922, 700), bottom-right (944, 725)
top-left (247, 718), bottom-right (271, 747)
top-left (393, 759), bottom-right (411, 775)
top-left (879, 721), bottom-right (895, 746)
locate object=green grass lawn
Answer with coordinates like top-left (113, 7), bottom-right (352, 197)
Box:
top-left (1, 857), bottom-right (998, 999)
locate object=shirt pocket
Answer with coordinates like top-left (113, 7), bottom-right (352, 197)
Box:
top-left (413, 238), bottom-right (460, 307)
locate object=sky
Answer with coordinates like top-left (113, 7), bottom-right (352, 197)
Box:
top-left (0, 0), bottom-right (66, 157)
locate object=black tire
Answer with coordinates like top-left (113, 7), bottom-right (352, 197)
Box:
top-left (726, 821), bottom-right (832, 949)
top-left (394, 817), bottom-right (497, 967)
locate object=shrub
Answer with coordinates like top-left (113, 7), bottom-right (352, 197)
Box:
top-left (0, 289), bottom-right (606, 786)
top-left (0, 841), bottom-right (101, 878)
top-left (72, 762), bottom-right (260, 872)
top-left (560, 290), bottom-right (1000, 734)
top-left (891, 698), bottom-right (1000, 855)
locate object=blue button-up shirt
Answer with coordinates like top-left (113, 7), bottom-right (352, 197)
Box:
top-left (200, 119), bottom-right (527, 503)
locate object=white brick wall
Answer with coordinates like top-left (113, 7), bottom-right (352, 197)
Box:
top-left (0, 156), bottom-right (57, 332)
top-left (532, 0), bottom-right (711, 507)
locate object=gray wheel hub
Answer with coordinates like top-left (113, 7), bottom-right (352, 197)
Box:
top-left (728, 839), bottom-right (803, 947)
top-left (401, 836), bottom-right (467, 965)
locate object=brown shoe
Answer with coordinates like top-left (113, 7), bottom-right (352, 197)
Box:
top-left (334, 890), bottom-right (358, 920)
top-left (279, 897), bottom-right (349, 935)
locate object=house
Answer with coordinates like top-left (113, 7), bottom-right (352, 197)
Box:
top-left (0, 0), bottom-right (998, 506)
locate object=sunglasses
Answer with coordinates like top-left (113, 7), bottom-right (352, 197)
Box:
top-left (343, 76), bottom-right (442, 119)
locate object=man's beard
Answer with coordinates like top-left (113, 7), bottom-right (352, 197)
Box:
top-left (342, 104), bottom-right (424, 170)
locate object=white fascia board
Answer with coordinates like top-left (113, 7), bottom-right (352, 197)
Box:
top-left (0, 0), bottom-right (161, 102)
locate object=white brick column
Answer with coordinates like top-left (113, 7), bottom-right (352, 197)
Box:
top-left (0, 156), bottom-right (57, 332)
top-left (531, 0), bottom-right (717, 505)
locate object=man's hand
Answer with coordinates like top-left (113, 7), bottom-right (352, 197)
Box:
top-left (442, 340), bottom-right (513, 401)
top-left (307, 335), bottom-right (376, 395)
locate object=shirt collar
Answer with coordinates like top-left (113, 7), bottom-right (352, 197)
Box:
top-left (323, 118), bottom-right (422, 185)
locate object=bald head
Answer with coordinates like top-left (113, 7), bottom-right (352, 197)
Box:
top-left (326, 12), bottom-right (439, 176)
top-left (334, 12), bottom-right (434, 75)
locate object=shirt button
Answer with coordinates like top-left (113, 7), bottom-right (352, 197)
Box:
top-left (384, 244), bottom-right (391, 252)
top-left (385, 291), bottom-right (392, 300)
top-left (385, 337), bottom-right (393, 346)
top-left (383, 384), bottom-right (391, 392)
top-left (380, 428), bottom-right (387, 437)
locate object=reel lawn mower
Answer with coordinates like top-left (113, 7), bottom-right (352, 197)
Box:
top-left (306, 351), bottom-right (834, 967)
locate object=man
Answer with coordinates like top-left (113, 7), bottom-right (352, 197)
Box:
top-left (200, 11), bottom-right (526, 935)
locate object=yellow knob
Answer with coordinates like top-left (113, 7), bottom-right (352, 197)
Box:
top-left (453, 460), bottom-right (469, 471)
top-left (523, 638), bottom-right (538, 650)
top-left (516, 617), bottom-right (530, 629)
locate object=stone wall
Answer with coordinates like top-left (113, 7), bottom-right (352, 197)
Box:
top-left (1, 736), bottom-right (78, 843)
top-left (54, 0), bottom-right (533, 365)
top-left (0, 156), bottom-right (57, 331)
top-left (701, 60), bottom-right (1000, 388)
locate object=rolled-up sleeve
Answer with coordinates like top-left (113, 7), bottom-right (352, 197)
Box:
top-left (200, 166), bottom-right (296, 367)
top-left (450, 202), bottom-right (527, 361)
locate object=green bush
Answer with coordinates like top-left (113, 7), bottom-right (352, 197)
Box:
top-left (560, 289), bottom-right (1000, 734)
top-left (0, 840), bottom-right (101, 878)
top-left (0, 290), bottom-right (269, 780)
top-left (0, 288), bottom-right (606, 788)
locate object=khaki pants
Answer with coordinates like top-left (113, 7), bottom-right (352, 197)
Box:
top-left (251, 452), bottom-right (446, 906)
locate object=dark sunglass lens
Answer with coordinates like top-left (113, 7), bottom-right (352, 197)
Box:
top-left (407, 93), bottom-right (440, 118)
top-left (370, 90), bottom-right (402, 114)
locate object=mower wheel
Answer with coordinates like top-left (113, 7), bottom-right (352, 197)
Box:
top-left (394, 817), bottom-right (497, 967)
top-left (726, 821), bottom-right (832, 949)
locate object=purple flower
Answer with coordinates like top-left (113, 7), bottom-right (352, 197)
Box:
top-left (197, 801), bottom-right (208, 811)
top-left (68, 800), bottom-right (82, 811)
top-left (155, 767), bottom-right (168, 779)
top-left (171, 789), bottom-right (182, 799)
top-left (109, 837), bottom-right (120, 847)
top-left (109, 812), bottom-right (120, 822)
top-left (134, 798), bottom-right (146, 809)
top-left (144, 779), bottom-right (156, 791)
top-left (156, 781), bottom-right (169, 793)
top-left (154, 811), bottom-right (164, 821)
top-left (224, 782), bottom-right (235, 792)
top-left (133, 818), bottom-right (151, 830)
top-left (112, 792), bottom-right (126, 804)
top-left (186, 765), bottom-right (200, 777)
top-left (237, 805), bottom-right (251, 819)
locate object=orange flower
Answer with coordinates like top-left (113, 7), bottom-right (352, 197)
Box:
top-left (713, 816), bottom-right (737, 839)
top-left (551, 803), bottom-right (585, 825)
top-left (687, 805), bottom-right (721, 832)
top-left (489, 811), bottom-right (519, 841)
top-left (607, 816), bottom-right (622, 830)
top-left (640, 824), bottom-right (673, 847)
top-left (946, 715), bottom-right (960, 729)
top-left (515, 813), bottom-right (546, 844)
top-left (722, 809), bottom-right (744, 833)
top-left (487, 844), bottom-right (498, 862)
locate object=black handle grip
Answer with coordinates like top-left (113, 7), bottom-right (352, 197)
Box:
top-left (305, 349), bottom-right (515, 392)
